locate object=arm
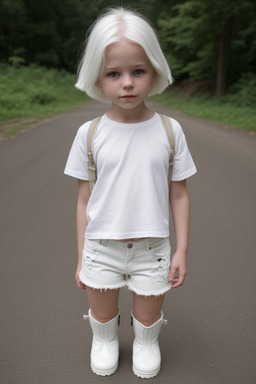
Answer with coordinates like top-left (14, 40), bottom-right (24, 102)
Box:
top-left (76, 179), bottom-right (90, 289)
top-left (169, 179), bottom-right (190, 288)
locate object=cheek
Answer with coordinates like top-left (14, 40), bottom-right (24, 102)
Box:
top-left (141, 76), bottom-right (155, 92)
top-left (101, 81), bottom-right (117, 97)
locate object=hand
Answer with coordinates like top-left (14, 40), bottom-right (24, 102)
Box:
top-left (169, 250), bottom-right (187, 288)
top-left (75, 265), bottom-right (87, 290)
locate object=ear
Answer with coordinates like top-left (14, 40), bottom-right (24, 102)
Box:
top-left (95, 80), bottom-right (102, 88)
top-left (152, 70), bottom-right (158, 83)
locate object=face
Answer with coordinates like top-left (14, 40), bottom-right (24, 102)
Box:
top-left (96, 39), bottom-right (157, 112)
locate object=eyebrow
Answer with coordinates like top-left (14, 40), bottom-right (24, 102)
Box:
top-left (134, 63), bottom-right (147, 67)
top-left (105, 63), bottom-right (148, 70)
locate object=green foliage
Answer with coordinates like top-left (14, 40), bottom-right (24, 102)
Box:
top-left (158, 1), bottom-right (215, 80)
top-left (227, 73), bottom-right (256, 108)
top-left (158, 0), bottom-right (256, 93)
top-left (152, 91), bottom-right (256, 132)
top-left (0, 65), bottom-right (89, 123)
top-left (0, 0), bottom-right (163, 71)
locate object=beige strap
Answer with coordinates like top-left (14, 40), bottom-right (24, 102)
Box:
top-left (87, 116), bottom-right (102, 193)
top-left (160, 114), bottom-right (175, 185)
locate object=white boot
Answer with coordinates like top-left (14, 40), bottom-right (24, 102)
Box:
top-left (84, 309), bottom-right (120, 376)
top-left (132, 312), bottom-right (167, 379)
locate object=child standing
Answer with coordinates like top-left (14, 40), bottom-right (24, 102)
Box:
top-left (64, 7), bottom-right (197, 379)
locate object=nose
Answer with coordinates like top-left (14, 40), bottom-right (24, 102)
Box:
top-left (122, 74), bottom-right (133, 89)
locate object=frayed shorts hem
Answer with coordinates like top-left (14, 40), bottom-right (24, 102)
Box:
top-left (79, 271), bottom-right (127, 291)
top-left (79, 271), bottom-right (172, 296)
top-left (127, 283), bottom-right (172, 296)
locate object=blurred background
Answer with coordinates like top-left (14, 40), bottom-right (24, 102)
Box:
top-left (0, 0), bottom-right (255, 134)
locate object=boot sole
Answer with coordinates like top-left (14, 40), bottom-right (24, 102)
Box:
top-left (91, 363), bottom-right (118, 376)
top-left (133, 365), bottom-right (160, 379)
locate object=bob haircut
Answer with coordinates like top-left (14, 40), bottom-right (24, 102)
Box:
top-left (75, 7), bottom-right (173, 102)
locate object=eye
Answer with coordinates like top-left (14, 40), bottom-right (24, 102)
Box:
top-left (133, 69), bottom-right (145, 76)
top-left (107, 71), bottom-right (119, 78)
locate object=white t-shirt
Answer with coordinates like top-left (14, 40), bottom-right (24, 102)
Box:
top-left (64, 113), bottom-right (197, 239)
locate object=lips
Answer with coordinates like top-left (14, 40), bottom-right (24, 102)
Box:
top-left (121, 95), bottom-right (136, 99)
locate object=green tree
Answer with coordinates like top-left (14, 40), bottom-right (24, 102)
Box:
top-left (0, 0), bottom-right (26, 61)
top-left (158, 0), bottom-right (256, 95)
top-left (0, 0), bottom-right (163, 70)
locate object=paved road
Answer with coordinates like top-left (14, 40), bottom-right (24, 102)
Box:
top-left (1, 101), bottom-right (256, 384)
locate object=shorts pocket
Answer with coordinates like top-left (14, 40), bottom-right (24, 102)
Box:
top-left (150, 238), bottom-right (171, 280)
top-left (82, 239), bottom-right (100, 269)
top-left (150, 238), bottom-right (170, 259)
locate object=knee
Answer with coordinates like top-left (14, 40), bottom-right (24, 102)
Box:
top-left (91, 308), bottom-right (119, 323)
top-left (133, 312), bottom-right (161, 327)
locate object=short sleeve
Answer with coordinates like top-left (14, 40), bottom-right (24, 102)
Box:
top-left (171, 118), bottom-right (197, 181)
top-left (64, 122), bottom-right (91, 180)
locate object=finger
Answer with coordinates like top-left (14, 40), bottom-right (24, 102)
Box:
top-left (169, 266), bottom-right (177, 282)
top-left (171, 273), bottom-right (186, 288)
top-left (171, 279), bottom-right (181, 288)
top-left (76, 276), bottom-right (87, 290)
top-left (78, 281), bottom-right (87, 290)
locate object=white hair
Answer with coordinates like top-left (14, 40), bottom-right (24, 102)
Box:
top-left (75, 7), bottom-right (173, 102)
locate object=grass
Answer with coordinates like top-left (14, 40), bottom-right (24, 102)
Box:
top-left (0, 64), bottom-right (89, 138)
top-left (151, 92), bottom-right (256, 132)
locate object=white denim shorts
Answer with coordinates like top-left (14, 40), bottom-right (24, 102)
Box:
top-left (79, 237), bottom-right (172, 296)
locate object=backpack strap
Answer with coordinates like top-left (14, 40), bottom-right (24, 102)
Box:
top-left (87, 116), bottom-right (102, 193)
top-left (160, 114), bottom-right (175, 185)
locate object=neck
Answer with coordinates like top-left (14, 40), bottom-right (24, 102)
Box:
top-left (107, 103), bottom-right (154, 123)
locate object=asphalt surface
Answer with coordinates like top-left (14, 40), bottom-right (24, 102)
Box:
top-left (1, 101), bottom-right (256, 384)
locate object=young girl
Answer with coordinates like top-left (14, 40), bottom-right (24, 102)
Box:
top-left (64, 7), bottom-right (197, 379)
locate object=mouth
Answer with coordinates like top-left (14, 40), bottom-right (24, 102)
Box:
top-left (121, 95), bottom-right (136, 99)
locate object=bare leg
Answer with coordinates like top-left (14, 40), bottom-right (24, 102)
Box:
top-left (132, 292), bottom-right (165, 326)
top-left (86, 286), bottom-right (120, 323)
